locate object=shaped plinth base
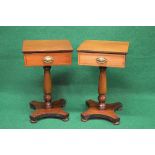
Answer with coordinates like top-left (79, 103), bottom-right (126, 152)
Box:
top-left (81, 99), bottom-right (122, 125)
top-left (29, 99), bottom-right (69, 123)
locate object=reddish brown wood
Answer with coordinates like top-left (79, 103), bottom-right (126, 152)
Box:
top-left (81, 67), bottom-right (122, 125)
top-left (98, 67), bottom-right (106, 110)
top-left (30, 66), bottom-right (69, 123)
top-left (78, 40), bottom-right (129, 125)
top-left (77, 40), bottom-right (129, 68)
top-left (24, 52), bottom-right (72, 66)
top-left (22, 40), bottom-right (72, 123)
top-left (30, 99), bottom-right (68, 123)
top-left (44, 66), bottom-right (52, 109)
top-left (77, 40), bottom-right (129, 54)
top-left (78, 52), bottom-right (126, 68)
top-left (22, 40), bottom-right (73, 67)
top-left (81, 99), bottom-right (122, 124)
top-left (22, 40), bottom-right (73, 53)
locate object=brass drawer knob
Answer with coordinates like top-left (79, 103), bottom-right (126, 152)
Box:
top-left (96, 57), bottom-right (107, 64)
top-left (43, 56), bottom-right (54, 64)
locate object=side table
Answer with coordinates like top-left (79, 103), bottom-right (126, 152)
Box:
top-left (77, 40), bottom-right (129, 124)
top-left (22, 40), bottom-right (73, 123)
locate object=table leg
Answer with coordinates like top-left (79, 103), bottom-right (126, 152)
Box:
top-left (81, 67), bottom-right (122, 125)
top-left (29, 66), bottom-right (69, 123)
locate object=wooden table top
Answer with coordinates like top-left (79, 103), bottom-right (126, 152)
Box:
top-left (77, 40), bottom-right (129, 54)
top-left (22, 40), bottom-right (73, 53)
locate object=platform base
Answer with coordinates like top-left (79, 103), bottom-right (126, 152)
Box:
top-left (29, 99), bottom-right (69, 123)
top-left (81, 99), bottom-right (122, 125)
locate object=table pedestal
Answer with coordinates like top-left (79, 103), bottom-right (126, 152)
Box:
top-left (81, 67), bottom-right (122, 125)
top-left (30, 66), bottom-right (69, 123)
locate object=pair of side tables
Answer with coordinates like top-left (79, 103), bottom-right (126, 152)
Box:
top-left (22, 40), bottom-right (129, 125)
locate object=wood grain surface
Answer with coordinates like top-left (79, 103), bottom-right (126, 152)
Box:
top-left (22, 40), bottom-right (73, 53)
top-left (24, 52), bottom-right (72, 66)
top-left (77, 40), bottom-right (129, 54)
top-left (78, 52), bottom-right (125, 68)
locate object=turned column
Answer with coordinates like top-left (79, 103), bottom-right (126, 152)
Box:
top-left (98, 67), bottom-right (107, 110)
top-left (44, 66), bottom-right (52, 109)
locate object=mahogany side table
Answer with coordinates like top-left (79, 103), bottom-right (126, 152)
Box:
top-left (22, 40), bottom-right (73, 123)
top-left (77, 40), bottom-right (129, 125)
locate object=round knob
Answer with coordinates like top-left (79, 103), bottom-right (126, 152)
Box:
top-left (96, 57), bottom-right (107, 64)
top-left (43, 56), bottom-right (54, 64)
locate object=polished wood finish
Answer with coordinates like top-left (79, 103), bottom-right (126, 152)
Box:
top-left (78, 40), bottom-right (129, 125)
top-left (98, 67), bottom-right (106, 110)
top-left (22, 40), bottom-right (73, 123)
top-left (81, 99), bottom-right (122, 124)
top-left (23, 40), bottom-right (73, 53)
top-left (78, 52), bottom-right (125, 68)
top-left (30, 66), bottom-right (69, 123)
top-left (44, 66), bottom-right (52, 109)
top-left (24, 52), bottom-right (72, 66)
top-left (81, 67), bottom-right (122, 124)
top-left (78, 40), bottom-right (128, 68)
top-left (23, 40), bottom-right (73, 67)
top-left (30, 99), bottom-right (68, 122)
top-left (77, 40), bottom-right (129, 54)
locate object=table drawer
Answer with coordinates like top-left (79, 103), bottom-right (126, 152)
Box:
top-left (78, 53), bottom-right (126, 68)
top-left (24, 52), bottom-right (72, 66)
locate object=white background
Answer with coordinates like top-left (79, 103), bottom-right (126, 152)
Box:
top-left (0, 0), bottom-right (155, 154)
top-left (0, 0), bottom-right (155, 25)
top-left (0, 130), bottom-right (155, 155)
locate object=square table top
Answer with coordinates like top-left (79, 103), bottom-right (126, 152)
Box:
top-left (77, 40), bottom-right (129, 54)
top-left (22, 40), bottom-right (73, 53)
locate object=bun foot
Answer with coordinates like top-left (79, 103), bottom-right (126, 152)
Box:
top-left (62, 117), bottom-right (69, 122)
top-left (113, 121), bottom-right (120, 125)
top-left (81, 118), bottom-right (88, 122)
top-left (30, 118), bottom-right (37, 123)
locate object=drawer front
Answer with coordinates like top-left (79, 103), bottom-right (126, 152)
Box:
top-left (78, 53), bottom-right (126, 68)
top-left (24, 53), bottom-right (72, 66)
